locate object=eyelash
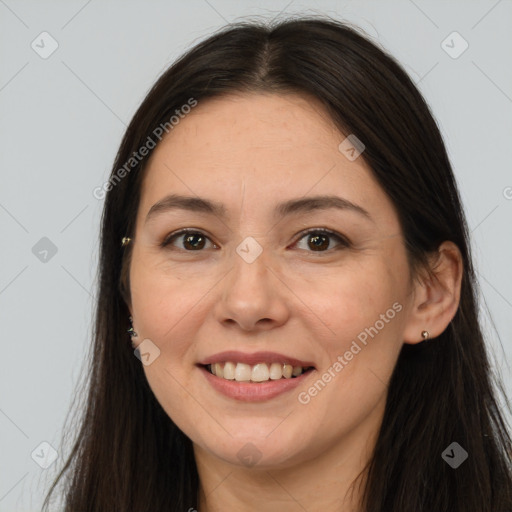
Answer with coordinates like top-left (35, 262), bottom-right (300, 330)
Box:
top-left (160, 227), bottom-right (351, 253)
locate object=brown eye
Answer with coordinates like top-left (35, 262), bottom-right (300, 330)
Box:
top-left (294, 229), bottom-right (350, 252)
top-left (307, 233), bottom-right (330, 251)
top-left (182, 233), bottom-right (206, 250)
top-left (161, 230), bottom-right (216, 251)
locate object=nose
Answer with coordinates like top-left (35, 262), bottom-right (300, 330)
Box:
top-left (214, 246), bottom-right (290, 332)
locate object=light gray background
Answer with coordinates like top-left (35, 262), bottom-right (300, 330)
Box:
top-left (1, 1), bottom-right (511, 510)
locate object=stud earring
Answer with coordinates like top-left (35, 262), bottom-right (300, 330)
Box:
top-left (121, 237), bottom-right (132, 247)
top-left (421, 330), bottom-right (430, 342)
top-left (127, 316), bottom-right (138, 338)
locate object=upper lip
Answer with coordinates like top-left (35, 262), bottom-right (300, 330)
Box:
top-left (198, 351), bottom-right (316, 368)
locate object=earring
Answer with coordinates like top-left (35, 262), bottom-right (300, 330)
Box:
top-left (127, 316), bottom-right (138, 338)
top-left (121, 237), bottom-right (132, 247)
top-left (421, 330), bottom-right (430, 342)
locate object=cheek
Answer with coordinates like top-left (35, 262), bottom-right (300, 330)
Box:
top-left (129, 252), bottom-right (208, 351)
top-left (300, 261), bottom-right (403, 349)
top-left (130, 260), bottom-right (205, 429)
top-left (295, 269), bottom-right (404, 438)
top-left (319, 266), bottom-right (405, 390)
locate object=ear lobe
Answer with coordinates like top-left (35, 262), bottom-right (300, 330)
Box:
top-left (402, 241), bottom-right (463, 345)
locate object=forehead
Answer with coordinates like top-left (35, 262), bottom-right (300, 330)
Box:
top-left (137, 93), bottom-right (397, 230)
top-left (149, 93), bottom-right (342, 163)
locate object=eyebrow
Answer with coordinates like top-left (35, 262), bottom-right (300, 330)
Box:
top-left (145, 193), bottom-right (373, 224)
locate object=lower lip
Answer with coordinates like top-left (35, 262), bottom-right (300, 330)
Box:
top-left (199, 365), bottom-right (315, 402)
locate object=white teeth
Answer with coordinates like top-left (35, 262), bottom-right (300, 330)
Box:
top-left (223, 361), bottom-right (236, 380)
top-left (292, 366), bottom-right (303, 377)
top-left (207, 361), bottom-right (310, 382)
top-left (269, 362), bottom-right (283, 380)
top-left (234, 363), bottom-right (252, 381)
top-left (251, 363), bottom-right (270, 382)
top-left (282, 364), bottom-right (293, 379)
top-left (214, 362), bottom-right (224, 378)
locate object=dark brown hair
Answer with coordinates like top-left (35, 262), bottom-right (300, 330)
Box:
top-left (42, 15), bottom-right (512, 511)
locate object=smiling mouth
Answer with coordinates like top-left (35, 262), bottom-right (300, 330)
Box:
top-left (203, 362), bottom-right (315, 383)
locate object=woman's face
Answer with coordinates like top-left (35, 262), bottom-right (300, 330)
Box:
top-left (128, 93), bottom-right (416, 469)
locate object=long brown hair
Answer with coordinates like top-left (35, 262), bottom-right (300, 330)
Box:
top-left (42, 16), bottom-right (512, 511)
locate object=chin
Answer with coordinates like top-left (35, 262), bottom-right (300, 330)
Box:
top-left (195, 426), bottom-right (314, 470)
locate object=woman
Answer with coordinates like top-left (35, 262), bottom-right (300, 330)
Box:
top-left (43, 16), bottom-right (512, 511)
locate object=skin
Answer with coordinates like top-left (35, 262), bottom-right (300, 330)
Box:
top-left (127, 93), bottom-right (463, 511)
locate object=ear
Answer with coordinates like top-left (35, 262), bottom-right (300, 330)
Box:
top-left (402, 241), bottom-right (463, 344)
